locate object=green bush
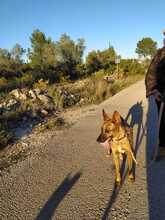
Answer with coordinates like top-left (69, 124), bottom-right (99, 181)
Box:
top-left (119, 59), bottom-right (146, 76)
top-left (0, 77), bottom-right (8, 89)
top-left (110, 81), bottom-right (123, 95)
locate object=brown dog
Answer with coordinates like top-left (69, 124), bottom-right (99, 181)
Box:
top-left (97, 109), bottom-right (137, 185)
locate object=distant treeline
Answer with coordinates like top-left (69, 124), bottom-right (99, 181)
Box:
top-left (0, 30), bottom-right (158, 94)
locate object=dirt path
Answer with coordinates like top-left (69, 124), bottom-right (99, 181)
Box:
top-left (1, 80), bottom-right (165, 220)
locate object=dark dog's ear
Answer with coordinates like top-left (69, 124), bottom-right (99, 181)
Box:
top-left (112, 111), bottom-right (121, 126)
top-left (102, 109), bottom-right (110, 121)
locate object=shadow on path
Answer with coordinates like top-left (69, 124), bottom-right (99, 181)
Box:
top-left (35, 171), bottom-right (82, 220)
top-left (102, 156), bottom-right (127, 220)
top-left (146, 96), bottom-right (165, 220)
top-left (125, 101), bottom-right (145, 156)
top-left (125, 101), bottom-right (146, 178)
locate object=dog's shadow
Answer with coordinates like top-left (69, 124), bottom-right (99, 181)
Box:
top-left (102, 155), bottom-right (127, 220)
top-left (102, 102), bottom-right (144, 220)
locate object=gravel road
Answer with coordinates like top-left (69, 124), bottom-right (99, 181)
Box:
top-left (1, 80), bottom-right (165, 220)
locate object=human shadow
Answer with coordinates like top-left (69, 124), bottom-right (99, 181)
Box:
top-left (125, 101), bottom-right (145, 156)
top-left (102, 102), bottom-right (144, 219)
top-left (35, 171), bottom-right (82, 220)
top-left (146, 96), bottom-right (165, 220)
top-left (125, 101), bottom-right (146, 179)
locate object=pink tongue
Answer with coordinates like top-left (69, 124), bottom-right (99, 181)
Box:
top-left (100, 139), bottom-right (110, 149)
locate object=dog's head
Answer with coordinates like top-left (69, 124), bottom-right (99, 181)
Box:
top-left (96, 109), bottom-right (121, 147)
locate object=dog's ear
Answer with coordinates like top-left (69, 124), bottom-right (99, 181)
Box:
top-left (112, 111), bottom-right (121, 126)
top-left (102, 109), bottom-right (110, 121)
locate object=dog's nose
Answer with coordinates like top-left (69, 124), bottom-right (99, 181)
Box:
top-left (96, 135), bottom-right (101, 143)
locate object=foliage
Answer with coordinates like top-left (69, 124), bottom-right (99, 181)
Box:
top-left (0, 122), bottom-right (14, 149)
top-left (99, 46), bottom-right (116, 70)
top-left (86, 50), bottom-right (102, 74)
top-left (56, 34), bottom-right (85, 79)
top-left (0, 30), bottom-right (148, 98)
top-left (28, 31), bottom-right (85, 80)
top-left (28, 29), bottom-right (48, 68)
top-left (119, 59), bottom-right (146, 76)
top-left (11, 44), bottom-right (25, 63)
top-left (0, 29), bottom-right (150, 152)
top-left (33, 79), bottom-right (48, 91)
top-left (135, 37), bottom-right (157, 58)
top-left (86, 46), bottom-right (116, 75)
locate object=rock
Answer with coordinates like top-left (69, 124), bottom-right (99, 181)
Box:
top-left (79, 98), bottom-right (85, 105)
top-left (28, 90), bottom-right (37, 100)
top-left (10, 89), bottom-right (20, 99)
top-left (37, 94), bottom-right (52, 105)
top-left (6, 99), bottom-right (19, 110)
top-left (10, 89), bottom-right (27, 100)
top-left (62, 91), bottom-right (78, 107)
top-left (40, 109), bottom-right (48, 117)
top-left (33, 88), bottom-right (41, 96)
top-left (19, 93), bottom-right (27, 100)
top-left (103, 76), bottom-right (115, 83)
top-left (0, 104), bottom-right (4, 114)
top-left (55, 117), bottom-right (65, 127)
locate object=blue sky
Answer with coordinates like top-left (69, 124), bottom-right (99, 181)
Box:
top-left (0, 0), bottom-right (165, 58)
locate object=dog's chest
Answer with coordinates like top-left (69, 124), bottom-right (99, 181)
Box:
top-left (112, 136), bottom-right (129, 154)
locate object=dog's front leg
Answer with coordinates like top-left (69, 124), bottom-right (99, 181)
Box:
top-left (112, 148), bottom-right (121, 185)
top-left (106, 147), bottom-right (112, 157)
top-left (127, 151), bottom-right (135, 182)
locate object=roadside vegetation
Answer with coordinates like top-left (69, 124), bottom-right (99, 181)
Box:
top-left (0, 30), bottom-right (158, 150)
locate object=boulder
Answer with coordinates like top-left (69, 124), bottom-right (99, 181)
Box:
top-left (40, 109), bottom-right (49, 117)
top-left (37, 94), bottom-right (52, 105)
top-left (28, 90), bottom-right (37, 100)
top-left (33, 88), bottom-right (41, 96)
top-left (62, 91), bottom-right (78, 107)
top-left (6, 99), bottom-right (19, 110)
top-left (10, 89), bottom-right (27, 100)
top-left (19, 93), bottom-right (27, 100)
top-left (10, 89), bottom-right (20, 99)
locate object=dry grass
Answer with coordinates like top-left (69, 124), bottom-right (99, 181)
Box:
top-left (0, 72), bottom-right (144, 150)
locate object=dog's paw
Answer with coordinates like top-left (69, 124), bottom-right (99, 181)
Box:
top-left (115, 180), bottom-right (121, 187)
top-left (119, 154), bottom-right (123, 160)
top-left (128, 173), bottom-right (135, 183)
top-left (115, 177), bottom-right (121, 186)
top-left (106, 150), bottom-right (111, 158)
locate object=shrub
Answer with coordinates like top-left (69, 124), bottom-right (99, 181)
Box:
top-left (119, 59), bottom-right (145, 76)
top-left (110, 81), bottom-right (122, 95)
top-left (0, 122), bottom-right (14, 149)
top-left (19, 72), bottom-right (34, 87)
top-left (33, 79), bottom-right (48, 91)
top-left (0, 77), bottom-right (8, 89)
top-left (93, 69), bottom-right (107, 79)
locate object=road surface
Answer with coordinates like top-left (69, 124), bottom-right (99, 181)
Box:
top-left (1, 80), bottom-right (165, 220)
